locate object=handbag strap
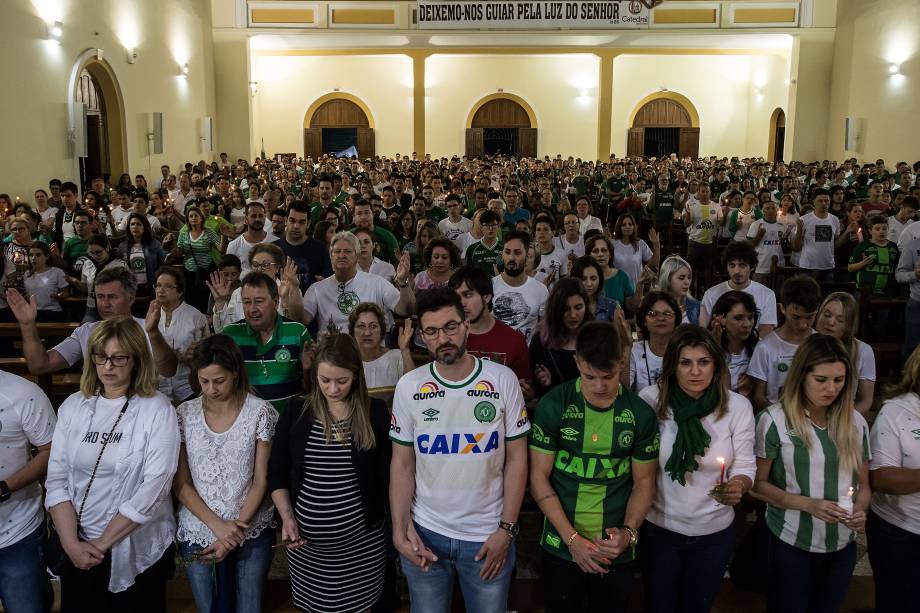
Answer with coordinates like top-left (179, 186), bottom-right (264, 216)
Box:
top-left (76, 397), bottom-right (130, 528)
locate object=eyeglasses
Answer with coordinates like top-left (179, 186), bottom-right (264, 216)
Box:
top-left (354, 323), bottom-right (380, 332)
top-left (647, 310), bottom-right (675, 319)
top-left (91, 353), bottom-right (131, 367)
top-left (420, 320), bottom-right (463, 339)
top-left (251, 261), bottom-right (279, 271)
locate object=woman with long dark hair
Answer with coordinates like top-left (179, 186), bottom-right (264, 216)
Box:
top-left (268, 334), bottom-right (391, 613)
top-left (528, 277), bottom-right (594, 398)
top-left (753, 334), bottom-right (870, 613)
top-left (585, 233), bottom-right (638, 311)
top-left (570, 255), bottom-right (618, 322)
top-left (116, 213), bottom-right (165, 297)
top-left (709, 290), bottom-right (760, 397)
top-left (175, 206), bottom-right (222, 312)
top-left (174, 334), bottom-right (277, 613)
top-left (638, 325), bottom-right (755, 613)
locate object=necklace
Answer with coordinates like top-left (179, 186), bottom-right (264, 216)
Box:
top-left (330, 418), bottom-right (351, 442)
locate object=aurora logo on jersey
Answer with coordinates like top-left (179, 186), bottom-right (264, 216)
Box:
top-left (414, 381), bottom-right (446, 400)
top-left (417, 432), bottom-right (500, 455)
top-left (467, 380), bottom-right (500, 399)
top-left (554, 449), bottom-right (630, 479)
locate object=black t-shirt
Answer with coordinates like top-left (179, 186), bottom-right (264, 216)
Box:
top-left (275, 238), bottom-right (333, 293)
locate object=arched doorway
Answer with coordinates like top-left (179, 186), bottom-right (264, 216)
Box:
top-left (69, 54), bottom-right (127, 192)
top-left (303, 94), bottom-right (375, 159)
top-left (466, 94), bottom-right (538, 158)
top-left (627, 93), bottom-right (699, 159)
top-left (768, 108), bottom-right (786, 162)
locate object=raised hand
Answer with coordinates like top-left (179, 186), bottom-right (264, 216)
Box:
top-left (648, 227), bottom-right (660, 245)
top-left (397, 318), bottom-right (414, 351)
top-left (396, 252), bottom-right (411, 285)
top-left (5, 288), bottom-right (37, 325)
top-left (206, 270), bottom-right (231, 304)
top-left (145, 299), bottom-right (162, 334)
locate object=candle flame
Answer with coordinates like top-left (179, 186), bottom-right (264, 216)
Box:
top-left (847, 486), bottom-right (855, 496)
top-left (717, 457), bottom-right (725, 464)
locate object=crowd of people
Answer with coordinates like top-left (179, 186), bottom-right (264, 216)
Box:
top-left (1, 151), bottom-right (919, 613)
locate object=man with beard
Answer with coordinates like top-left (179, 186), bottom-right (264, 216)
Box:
top-left (491, 231), bottom-right (548, 345)
top-left (449, 266), bottom-right (531, 381)
top-left (699, 240), bottom-right (777, 337)
top-left (389, 287), bottom-right (528, 613)
top-left (275, 200), bottom-right (332, 293)
top-left (226, 202), bottom-right (277, 275)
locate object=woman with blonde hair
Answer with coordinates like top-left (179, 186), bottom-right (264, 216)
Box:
top-left (638, 325), bottom-right (755, 613)
top-left (814, 292), bottom-right (876, 414)
top-left (268, 333), bottom-right (391, 613)
top-left (45, 317), bottom-right (180, 611)
top-left (656, 255), bottom-right (700, 325)
top-left (753, 334), bottom-right (870, 613)
top-left (867, 344), bottom-right (920, 613)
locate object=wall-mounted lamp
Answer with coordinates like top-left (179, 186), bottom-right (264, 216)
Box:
top-left (660, 87), bottom-right (668, 92)
top-left (127, 48), bottom-right (138, 64)
top-left (180, 63), bottom-right (189, 77)
top-left (753, 86), bottom-right (763, 95)
top-left (47, 21), bottom-right (63, 42)
top-left (497, 88), bottom-right (504, 92)
top-left (888, 63), bottom-right (901, 76)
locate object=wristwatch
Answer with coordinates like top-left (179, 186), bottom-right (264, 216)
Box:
top-left (0, 481), bottom-right (10, 503)
top-left (498, 521), bottom-right (519, 538)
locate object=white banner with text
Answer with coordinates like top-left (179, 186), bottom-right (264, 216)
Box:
top-left (417, 0), bottom-right (653, 29)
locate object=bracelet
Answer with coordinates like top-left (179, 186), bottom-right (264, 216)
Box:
top-left (566, 531), bottom-right (579, 547)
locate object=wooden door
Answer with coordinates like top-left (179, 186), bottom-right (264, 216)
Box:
top-left (518, 128), bottom-right (537, 158)
top-left (303, 128), bottom-right (322, 159)
top-left (465, 128), bottom-right (484, 157)
top-left (627, 128), bottom-right (645, 157)
top-left (357, 127), bottom-right (375, 159)
top-left (678, 127), bottom-right (700, 159)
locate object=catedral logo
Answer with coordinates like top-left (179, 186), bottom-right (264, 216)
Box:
top-left (414, 381), bottom-right (445, 400)
top-left (417, 432), bottom-right (500, 455)
top-left (467, 380), bottom-right (500, 399)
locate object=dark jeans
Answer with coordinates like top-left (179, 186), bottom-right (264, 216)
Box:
top-left (764, 529), bottom-right (855, 613)
top-left (903, 298), bottom-right (920, 366)
top-left (541, 550), bottom-right (635, 613)
top-left (0, 525), bottom-right (53, 613)
top-left (866, 510), bottom-right (920, 613)
top-left (639, 521), bottom-right (734, 613)
top-left (59, 544), bottom-right (174, 613)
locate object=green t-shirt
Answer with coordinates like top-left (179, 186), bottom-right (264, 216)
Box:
top-left (603, 270), bottom-right (635, 309)
top-left (426, 206), bottom-right (447, 224)
top-left (222, 316), bottom-right (312, 413)
top-left (464, 239), bottom-right (504, 275)
top-left (529, 379), bottom-right (659, 562)
top-left (850, 240), bottom-right (900, 295)
top-left (203, 216), bottom-right (232, 263)
top-left (651, 188), bottom-right (676, 223)
top-left (63, 236), bottom-right (88, 269)
top-left (603, 176), bottom-right (628, 199)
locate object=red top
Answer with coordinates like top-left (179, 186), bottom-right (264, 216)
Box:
top-left (466, 319), bottom-right (532, 381)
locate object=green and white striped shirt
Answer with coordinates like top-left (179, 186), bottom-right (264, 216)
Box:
top-left (755, 404), bottom-right (870, 553)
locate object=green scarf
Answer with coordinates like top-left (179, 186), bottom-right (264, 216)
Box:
top-left (665, 385), bottom-right (720, 486)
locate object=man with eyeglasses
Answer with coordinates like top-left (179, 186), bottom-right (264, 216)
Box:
top-left (6, 266), bottom-right (177, 378)
top-left (390, 287), bottom-right (528, 612)
top-left (62, 211), bottom-right (95, 275)
top-left (464, 210), bottom-right (504, 275)
top-left (292, 231), bottom-right (413, 335)
top-left (67, 236), bottom-right (127, 323)
top-left (226, 202), bottom-right (277, 276)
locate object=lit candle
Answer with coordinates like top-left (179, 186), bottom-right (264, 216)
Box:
top-left (717, 457), bottom-right (726, 484)
top-left (839, 486), bottom-right (855, 515)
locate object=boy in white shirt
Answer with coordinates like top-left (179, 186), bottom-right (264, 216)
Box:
top-left (747, 199), bottom-right (787, 284)
top-left (700, 241), bottom-right (778, 337)
top-left (748, 275), bottom-right (822, 411)
top-left (792, 189), bottom-right (847, 283)
top-left (437, 194), bottom-right (472, 246)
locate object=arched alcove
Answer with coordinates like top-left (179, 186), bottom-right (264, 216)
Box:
top-left (465, 94), bottom-right (538, 158)
top-left (627, 92), bottom-right (700, 158)
top-left (768, 107), bottom-right (786, 162)
top-left (303, 93), bottom-right (375, 158)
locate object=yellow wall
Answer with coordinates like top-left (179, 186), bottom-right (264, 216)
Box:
top-left (0, 0), bottom-right (216, 198)
top-left (786, 31), bottom-right (835, 161)
top-left (611, 54), bottom-right (790, 158)
top-left (250, 54), bottom-right (413, 157)
top-left (826, 0), bottom-right (920, 161)
top-left (213, 32), bottom-right (253, 161)
top-left (424, 54), bottom-right (600, 159)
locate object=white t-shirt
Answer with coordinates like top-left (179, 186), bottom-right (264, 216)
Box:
top-left (57, 208), bottom-right (78, 242)
top-left (639, 386), bottom-right (756, 537)
top-left (176, 394), bottom-right (277, 546)
top-left (229, 206), bottom-right (247, 232)
top-left (24, 267), bottom-right (69, 311)
top-left (855, 339), bottom-right (876, 382)
top-left (40, 206), bottom-right (58, 223)
top-left (0, 373), bottom-right (56, 548)
top-left (701, 281), bottom-right (778, 327)
top-left (81, 258), bottom-right (127, 310)
top-left (578, 214), bottom-right (603, 236)
top-left (72, 395), bottom-right (131, 539)
top-left (533, 243), bottom-right (568, 285)
top-left (128, 244), bottom-right (147, 286)
top-left (158, 302), bottom-right (209, 403)
top-left (303, 270), bottom-right (401, 335)
top-left (117, 213), bottom-right (161, 234)
top-left (897, 220), bottom-right (920, 250)
top-left (798, 212), bottom-right (840, 271)
top-left (490, 275), bottom-right (549, 345)
top-left (438, 217), bottom-right (473, 246)
top-left (52, 316), bottom-right (151, 367)
top-left (887, 216), bottom-right (909, 245)
top-left (366, 257), bottom-right (396, 280)
top-left (747, 219), bottom-right (788, 274)
top-left (727, 350), bottom-right (752, 392)
top-left (869, 393), bottom-right (920, 535)
top-left (227, 232), bottom-right (279, 275)
top-left (110, 206), bottom-right (134, 235)
top-left (748, 330), bottom-right (812, 403)
top-left (686, 202), bottom-right (724, 244)
top-left (553, 234), bottom-right (585, 260)
top-left (363, 349), bottom-right (404, 391)
top-left (390, 358), bottom-right (529, 541)
top-left (612, 239), bottom-right (653, 288)
top-left (629, 341), bottom-right (663, 393)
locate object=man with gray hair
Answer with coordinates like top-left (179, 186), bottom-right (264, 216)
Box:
top-left (290, 231), bottom-right (414, 334)
top-left (5, 267), bottom-right (177, 376)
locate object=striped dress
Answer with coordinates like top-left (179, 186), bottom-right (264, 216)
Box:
top-left (288, 421), bottom-right (386, 612)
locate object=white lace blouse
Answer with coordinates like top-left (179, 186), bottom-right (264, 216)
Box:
top-left (176, 393), bottom-right (278, 547)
